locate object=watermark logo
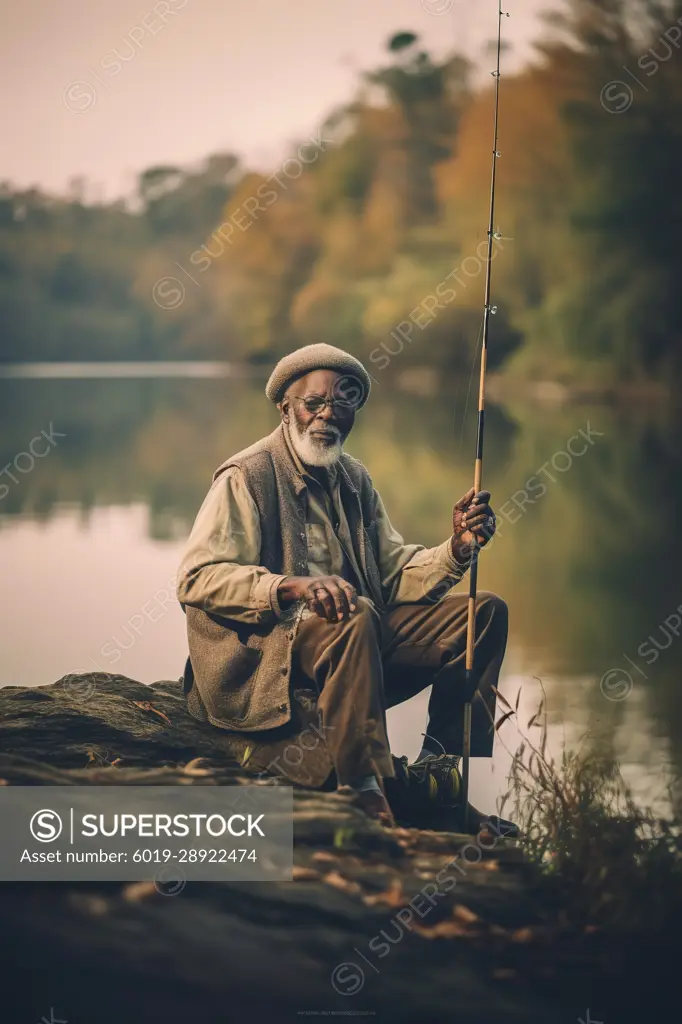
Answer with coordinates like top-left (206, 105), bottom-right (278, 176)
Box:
top-left (154, 864), bottom-right (187, 895)
top-left (421, 0), bottom-right (458, 14)
top-left (422, 568), bottom-right (461, 604)
top-left (333, 373), bottom-right (367, 411)
top-left (598, 602), bottom-right (682, 701)
top-left (38, 1009), bottom-right (67, 1024)
top-left (600, 81), bottom-right (634, 114)
top-left (599, 17), bottom-right (682, 112)
top-left (63, 81), bottom-right (97, 114)
top-left (151, 131), bottom-right (331, 310)
top-left (599, 667), bottom-right (633, 702)
top-left (30, 809), bottom-right (63, 843)
top-left (0, 423), bottom-right (66, 502)
top-left (259, 719), bottom-right (335, 785)
top-left (99, 571), bottom-right (180, 666)
top-left (330, 817), bottom-right (512, 994)
top-left (369, 236), bottom-right (506, 374)
top-left (62, 0), bottom-right (192, 115)
top-left (152, 276), bottom-right (186, 310)
top-left (331, 961), bottom-right (365, 995)
top-left (62, 674), bottom-right (97, 702)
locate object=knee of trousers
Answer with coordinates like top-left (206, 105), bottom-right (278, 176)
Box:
top-left (477, 591), bottom-right (508, 626)
top-left (431, 591), bottom-right (507, 665)
top-left (475, 592), bottom-right (508, 651)
top-left (428, 591), bottom-right (508, 641)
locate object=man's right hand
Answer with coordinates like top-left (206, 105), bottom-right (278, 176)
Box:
top-left (277, 575), bottom-right (358, 622)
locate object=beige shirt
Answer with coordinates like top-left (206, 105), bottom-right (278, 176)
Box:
top-left (177, 428), bottom-right (466, 625)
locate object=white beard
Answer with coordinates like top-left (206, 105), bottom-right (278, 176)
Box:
top-left (288, 417), bottom-right (344, 468)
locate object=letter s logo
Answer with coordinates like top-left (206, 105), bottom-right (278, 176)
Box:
top-left (30, 809), bottom-right (63, 842)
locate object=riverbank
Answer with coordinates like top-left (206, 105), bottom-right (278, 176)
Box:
top-left (0, 360), bottom-right (674, 409)
top-left (388, 364), bottom-right (673, 408)
top-left (0, 673), bottom-right (679, 1023)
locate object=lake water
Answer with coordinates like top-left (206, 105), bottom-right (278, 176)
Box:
top-left (1, 366), bottom-right (679, 816)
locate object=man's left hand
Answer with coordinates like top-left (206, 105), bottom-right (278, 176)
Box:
top-left (451, 488), bottom-right (496, 565)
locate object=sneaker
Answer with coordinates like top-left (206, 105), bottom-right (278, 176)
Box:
top-left (397, 752), bottom-right (462, 806)
top-left (384, 752), bottom-right (462, 829)
top-left (385, 753), bottom-right (521, 836)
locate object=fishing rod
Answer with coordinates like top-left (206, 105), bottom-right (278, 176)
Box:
top-left (461, 0), bottom-right (508, 833)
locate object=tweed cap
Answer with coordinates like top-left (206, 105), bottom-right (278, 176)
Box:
top-left (265, 343), bottom-right (371, 408)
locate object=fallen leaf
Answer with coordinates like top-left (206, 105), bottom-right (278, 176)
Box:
top-left (413, 920), bottom-right (468, 939)
top-left (182, 757), bottom-right (213, 777)
top-left (122, 881), bottom-right (157, 902)
top-left (69, 893), bottom-right (109, 916)
top-left (452, 904), bottom-right (480, 925)
top-left (311, 851), bottom-right (338, 865)
top-left (322, 870), bottom-right (361, 895)
top-left (510, 927), bottom-right (534, 944)
top-left (110, 758), bottom-right (123, 767)
top-left (183, 756), bottom-right (213, 771)
top-left (362, 877), bottom-right (405, 908)
top-left (132, 701), bottom-right (172, 726)
top-left (477, 859), bottom-right (499, 871)
top-left (492, 968), bottom-right (517, 980)
top-left (292, 866), bottom-right (321, 881)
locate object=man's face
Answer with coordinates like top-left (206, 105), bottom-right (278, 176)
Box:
top-left (280, 369), bottom-right (358, 467)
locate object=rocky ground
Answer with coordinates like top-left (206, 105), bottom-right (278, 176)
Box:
top-left (0, 674), bottom-right (676, 1024)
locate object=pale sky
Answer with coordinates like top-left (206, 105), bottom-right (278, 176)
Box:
top-left (2, 0), bottom-right (554, 199)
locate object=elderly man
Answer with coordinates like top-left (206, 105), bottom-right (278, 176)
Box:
top-left (177, 343), bottom-right (508, 830)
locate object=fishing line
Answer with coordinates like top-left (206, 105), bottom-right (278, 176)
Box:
top-left (458, 317), bottom-right (484, 451)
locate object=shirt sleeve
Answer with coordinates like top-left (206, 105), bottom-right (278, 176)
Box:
top-left (375, 490), bottom-right (468, 606)
top-left (176, 465), bottom-right (287, 625)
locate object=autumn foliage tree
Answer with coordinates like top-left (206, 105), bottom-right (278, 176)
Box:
top-left (2, 1), bottom-right (682, 386)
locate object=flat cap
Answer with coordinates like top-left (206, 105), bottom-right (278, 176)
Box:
top-left (265, 343), bottom-right (371, 407)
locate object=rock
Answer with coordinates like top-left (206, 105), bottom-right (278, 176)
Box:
top-left (0, 673), bottom-right (332, 785)
top-left (0, 673), bottom-right (231, 768)
top-left (0, 674), bottom-right (673, 1023)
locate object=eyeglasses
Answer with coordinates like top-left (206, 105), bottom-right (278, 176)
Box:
top-left (289, 395), bottom-right (358, 415)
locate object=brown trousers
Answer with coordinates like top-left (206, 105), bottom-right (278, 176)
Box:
top-left (292, 591), bottom-right (508, 787)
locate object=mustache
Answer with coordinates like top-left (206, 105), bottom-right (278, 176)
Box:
top-left (305, 424), bottom-right (342, 439)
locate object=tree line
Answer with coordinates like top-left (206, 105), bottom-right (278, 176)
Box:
top-left (1, 0), bottom-right (680, 388)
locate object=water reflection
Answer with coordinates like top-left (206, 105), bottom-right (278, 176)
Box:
top-left (1, 374), bottom-right (680, 808)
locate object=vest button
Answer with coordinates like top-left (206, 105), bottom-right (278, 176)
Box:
top-left (278, 702), bottom-right (287, 712)
top-left (280, 667), bottom-right (287, 675)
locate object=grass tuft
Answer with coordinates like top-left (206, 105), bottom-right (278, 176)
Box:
top-left (495, 685), bottom-right (682, 933)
